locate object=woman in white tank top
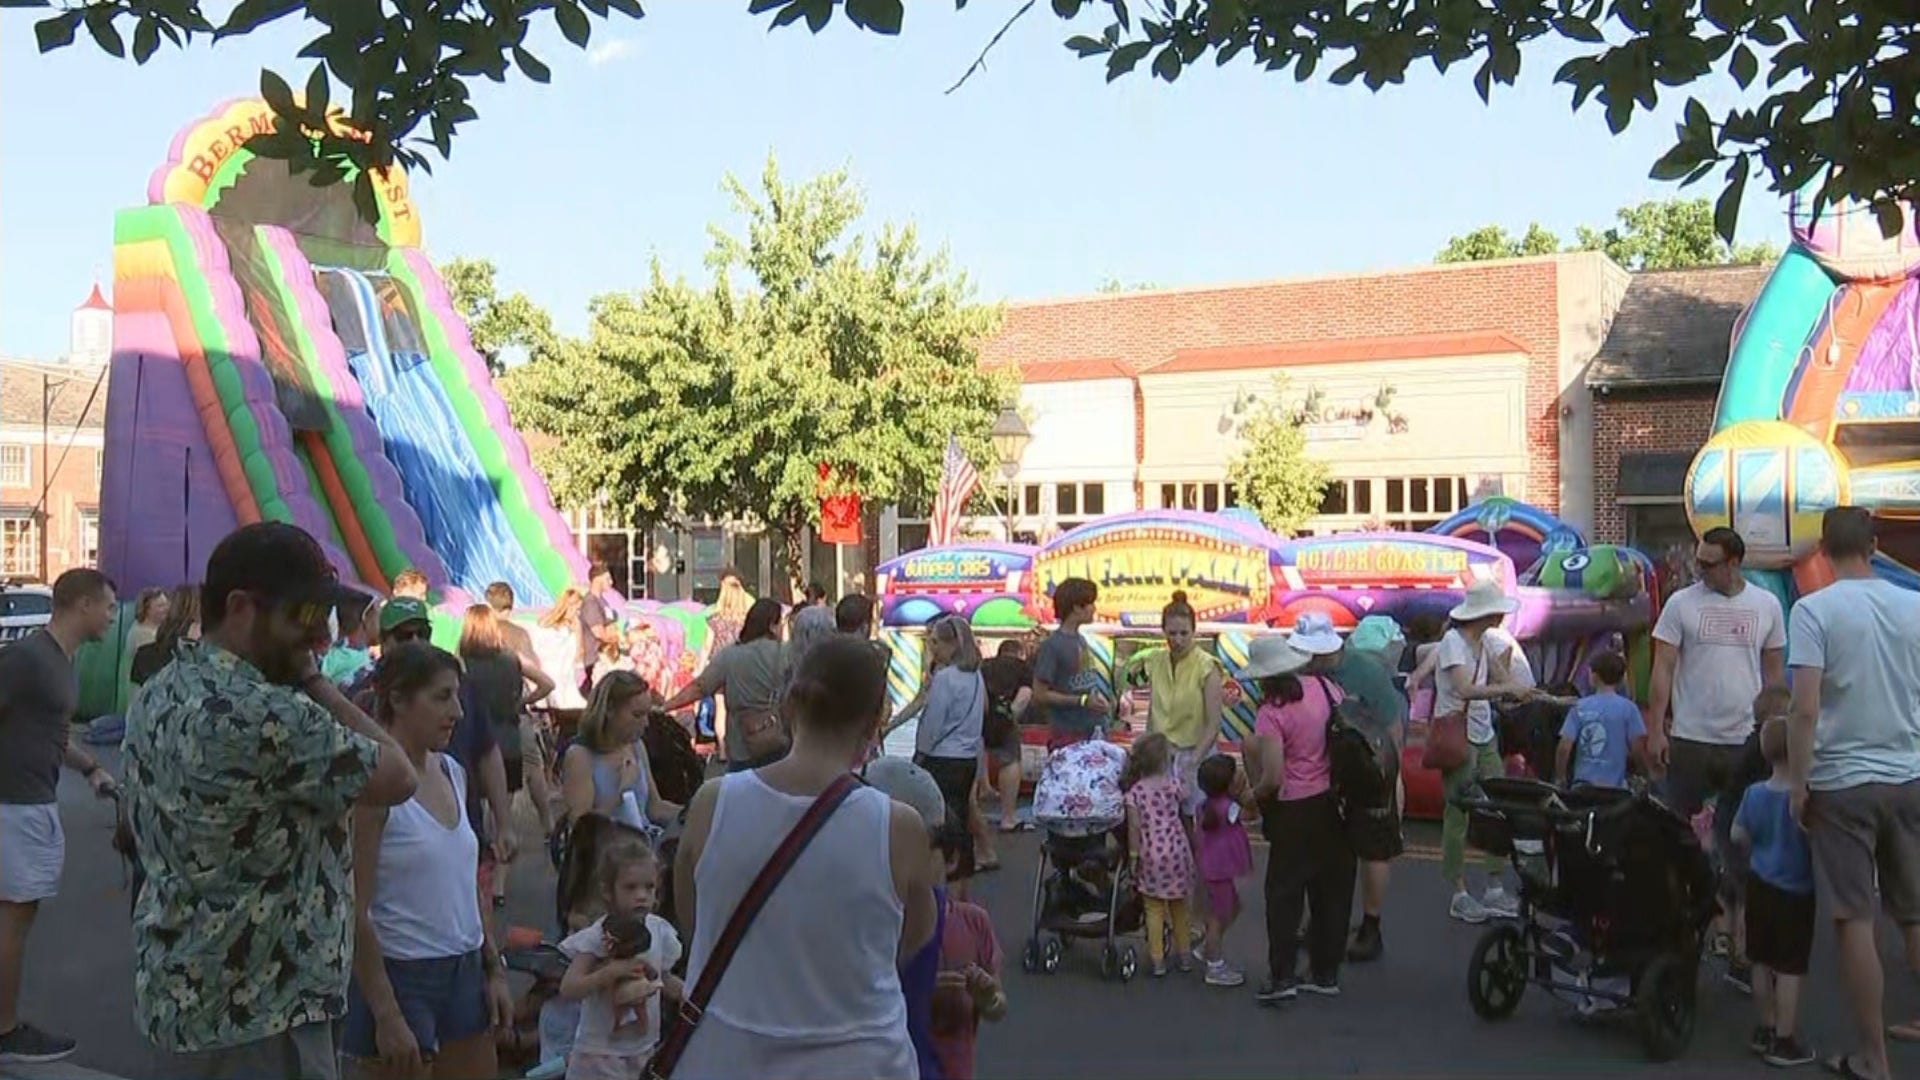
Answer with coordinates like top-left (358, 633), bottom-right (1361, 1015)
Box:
top-left (343, 644), bottom-right (514, 1079)
top-left (672, 636), bottom-right (940, 1079)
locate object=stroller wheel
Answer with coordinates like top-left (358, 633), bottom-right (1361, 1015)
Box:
top-left (1117, 945), bottom-right (1138, 982)
top-left (1041, 937), bottom-right (1064, 974)
top-left (1466, 924), bottom-right (1528, 1021)
top-left (1099, 945), bottom-right (1118, 981)
top-left (1022, 938), bottom-right (1042, 974)
top-left (1635, 953), bottom-right (1697, 1062)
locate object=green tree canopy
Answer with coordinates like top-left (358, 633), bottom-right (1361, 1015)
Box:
top-left (1224, 376), bottom-right (1328, 537)
top-left (500, 158), bottom-right (1011, 587)
top-left (1437, 197), bottom-right (1780, 268)
top-left (18, 0), bottom-right (1912, 241)
top-left (442, 257), bottom-right (560, 374)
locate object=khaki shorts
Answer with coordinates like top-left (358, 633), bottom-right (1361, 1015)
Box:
top-left (1806, 778), bottom-right (1920, 923)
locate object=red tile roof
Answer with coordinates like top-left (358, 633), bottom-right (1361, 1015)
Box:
top-left (78, 284), bottom-right (111, 312)
top-left (1149, 331), bottom-right (1526, 376)
top-left (1010, 358), bottom-right (1132, 384)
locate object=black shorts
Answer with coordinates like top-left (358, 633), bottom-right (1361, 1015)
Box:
top-left (1347, 804), bottom-right (1404, 863)
top-left (1745, 874), bottom-right (1815, 976)
top-left (914, 753), bottom-right (978, 880)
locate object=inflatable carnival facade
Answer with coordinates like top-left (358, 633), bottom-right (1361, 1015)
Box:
top-left (873, 497), bottom-right (1657, 742)
top-left (84, 99), bottom-right (589, 713)
top-left (1686, 198), bottom-right (1920, 611)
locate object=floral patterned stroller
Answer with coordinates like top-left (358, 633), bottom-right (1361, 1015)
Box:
top-left (1020, 739), bottom-right (1143, 982)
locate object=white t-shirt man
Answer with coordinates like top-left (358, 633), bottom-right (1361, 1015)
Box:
top-left (1652, 581), bottom-right (1786, 745)
top-left (1788, 578), bottom-right (1920, 792)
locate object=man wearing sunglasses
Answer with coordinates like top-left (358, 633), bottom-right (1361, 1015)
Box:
top-left (124, 522), bottom-right (420, 1080)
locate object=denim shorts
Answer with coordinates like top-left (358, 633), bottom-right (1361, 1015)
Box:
top-left (343, 949), bottom-right (489, 1059)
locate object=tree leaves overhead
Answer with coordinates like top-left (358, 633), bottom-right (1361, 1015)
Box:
top-left (1436, 197), bottom-right (1780, 269)
top-left (24, 0), bottom-right (1917, 243)
top-left (758, 0), bottom-right (1920, 243)
top-left (498, 159), bottom-right (1011, 580)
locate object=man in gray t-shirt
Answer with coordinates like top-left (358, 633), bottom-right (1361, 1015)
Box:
top-left (1031, 577), bottom-right (1110, 745)
top-left (0, 569), bottom-right (117, 1065)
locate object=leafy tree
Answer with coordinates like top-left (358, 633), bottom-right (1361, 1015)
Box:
top-left (442, 257), bottom-right (560, 374)
top-left (1224, 376), bottom-right (1328, 536)
top-left (1436, 223), bottom-right (1563, 263)
top-left (21, 0), bottom-right (1911, 240)
top-left (502, 158), bottom-right (1011, 590)
top-left (1571, 198), bottom-right (1780, 269)
top-left (1438, 197), bottom-right (1780, 268)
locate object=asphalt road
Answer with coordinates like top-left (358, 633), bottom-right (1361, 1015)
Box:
top-left (13, 744), bottom-right (1920, 1079)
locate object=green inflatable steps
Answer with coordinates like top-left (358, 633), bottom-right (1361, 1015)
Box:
top-left (74, 602), bottom-right (140, 721)
top-left (1713, 246), bottom-right (1839, 430)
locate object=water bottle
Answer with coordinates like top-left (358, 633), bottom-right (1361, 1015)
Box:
top-left (617, 791), bottom-right (645, 830)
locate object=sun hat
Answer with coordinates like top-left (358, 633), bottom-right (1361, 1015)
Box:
top-left (1348, 615), bottom-right (1404, 656)
top-left (1449, 580), bottom-right (1519, 623)
top-left (379, 596), bottom-right (433, 633)
top-left (1287, 612), bottom-right (1344, 656)
top-left (1238, 634), bottom-right (1312, 680)
top-left (862, 756), bottom-right (948, 830)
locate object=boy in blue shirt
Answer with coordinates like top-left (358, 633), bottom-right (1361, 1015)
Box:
top-left (1731, 710), bottom-right (1816, 1067)
top-left (1554, 652), bottom-right (1648, 788)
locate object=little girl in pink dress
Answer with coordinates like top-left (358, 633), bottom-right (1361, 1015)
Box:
top-left (1123, 733), bottom-right (1197, 977)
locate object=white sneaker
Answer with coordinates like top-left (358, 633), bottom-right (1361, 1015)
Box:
top-left (1482, 886), bottom-right (1520, 918)
top-left (1450, 891), bottom-right (1490, 924)
top-left (1205, 960), bottom-right (1247, 987)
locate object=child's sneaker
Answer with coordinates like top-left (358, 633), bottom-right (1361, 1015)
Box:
top-left (1255, 976), bottom-right (1299, 1004)
top-left (1150, 960), bottom-right (1168, 978)
top-left (1482, 886), bottom-right (1520, 918)
top-left (1749, 1024), bottom-right (1776, 1055)
top-left (1449, 891), bottom-right (1490, 924)
top-left (1725, 960), bottom-right (1753, 995)
top-left (1763, 1034), bottom-right (1815, 1067)
top-left (1205, 960), bottom-right (1246, 987)
top-left (1175, 953), bottom-right (1193, 974)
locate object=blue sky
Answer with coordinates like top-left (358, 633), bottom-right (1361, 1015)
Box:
top-left (0, 3), bottom-right (1783, 358)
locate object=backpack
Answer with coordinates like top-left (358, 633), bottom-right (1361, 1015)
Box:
top-left (1315, 677), bottom-right (1395, 811)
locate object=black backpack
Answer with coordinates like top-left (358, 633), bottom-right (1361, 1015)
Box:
top-left (1314, 676), bottom-right (1395, 811)
top-left (983, 689), bottom-right (1019, 748)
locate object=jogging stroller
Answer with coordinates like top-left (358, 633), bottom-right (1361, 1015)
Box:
top-left (1456, 776), bottom-right (1717, 1061)
top-left (1019, 739), bottom-right (1143, 982)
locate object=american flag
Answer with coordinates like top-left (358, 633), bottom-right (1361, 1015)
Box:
top-left (928, 434), bottom-right (980, 546)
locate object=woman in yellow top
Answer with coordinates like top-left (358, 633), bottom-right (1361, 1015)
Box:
top-left (1142, 591), bottom-right (1225, 815)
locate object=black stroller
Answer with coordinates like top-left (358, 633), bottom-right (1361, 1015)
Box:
top-left (1456, 776), bottom-right (1718, 1061)
top-left (1019, 826), bottom-right (1144, 982)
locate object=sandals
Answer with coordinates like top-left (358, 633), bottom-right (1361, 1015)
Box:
top-left (998, 821), bottom-right (1035, 834)
top-left (1888, 1021), bottom-right (1920, 1043)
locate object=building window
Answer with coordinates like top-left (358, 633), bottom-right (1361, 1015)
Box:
top-left (0, 515), bottom-right (37, 578)
top-left (1158, 481), bottom-right (1236, 512)
top-left (79, 512), bottom-right (99, 567)
top-left (0, 447), bottom-right (26, 488)
top-left (94, 452), bottom-right (103, 487)
top-left (1021, 485), bottom-right (1042, 516)
top-left (1624, 502), bottom-right (1693, 554)
top-left (1306, 475), bottom-right (1467, 535)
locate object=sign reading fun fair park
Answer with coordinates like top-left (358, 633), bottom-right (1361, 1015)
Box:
top-left (1028, 511), bottom-right (1282, 628)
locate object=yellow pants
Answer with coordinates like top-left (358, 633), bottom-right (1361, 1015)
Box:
top-left (1143, 896), bottom-right (1191, 967)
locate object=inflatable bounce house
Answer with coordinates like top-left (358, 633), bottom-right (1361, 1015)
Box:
top-left (1686, 197), bottom-right (1920, 611)
top-left (84, 99), bottom-right (589, 714)
top-left (872, 498), bottom-right (1657, 796)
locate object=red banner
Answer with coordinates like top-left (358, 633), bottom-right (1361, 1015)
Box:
top-left (818, 464), bottom-right (863, 546)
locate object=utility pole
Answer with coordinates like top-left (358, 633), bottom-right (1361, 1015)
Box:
top-left (36, 372), bottom-right (70, 583)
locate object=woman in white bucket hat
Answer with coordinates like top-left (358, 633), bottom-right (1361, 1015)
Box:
top-left (1432, 580), bottom-right (1537, 925)
top-left (1239, 632), bottom-right (1359, 1002)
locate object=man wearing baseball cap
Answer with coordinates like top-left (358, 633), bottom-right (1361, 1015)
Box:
top-left (124, 522), bottom-right (420, 1078)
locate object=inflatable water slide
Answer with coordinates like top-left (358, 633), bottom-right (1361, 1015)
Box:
top-left (98, 99), bottom-right (584, 640)
top-left (1686, 197), bottom-right (1920, 610)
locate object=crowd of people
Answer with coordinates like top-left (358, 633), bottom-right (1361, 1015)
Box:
top-left (3, 505), bottom-right (1920, 1079)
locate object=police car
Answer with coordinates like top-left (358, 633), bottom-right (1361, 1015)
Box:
top-left (0, 582), bottom-right (53, 644)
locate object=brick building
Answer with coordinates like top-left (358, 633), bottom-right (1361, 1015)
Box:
top-left (1587, 265), bottom-right (1770, 552)
top-left (881, 253), bottom-right (1629, 556)
top-left (0, 287), bottom-right (114, 581)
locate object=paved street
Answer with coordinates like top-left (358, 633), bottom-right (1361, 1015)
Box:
top-left (13, 742), bottom-right (1920, 1078)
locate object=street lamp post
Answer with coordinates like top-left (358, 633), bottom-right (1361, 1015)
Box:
top-left (989, 406), bottom-right (1031, 544)
top-left (37, 373), bottom-right (69, 583)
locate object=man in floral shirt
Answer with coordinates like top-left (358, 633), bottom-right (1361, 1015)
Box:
top-left (124, 523), bottom-right (420, 1079)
